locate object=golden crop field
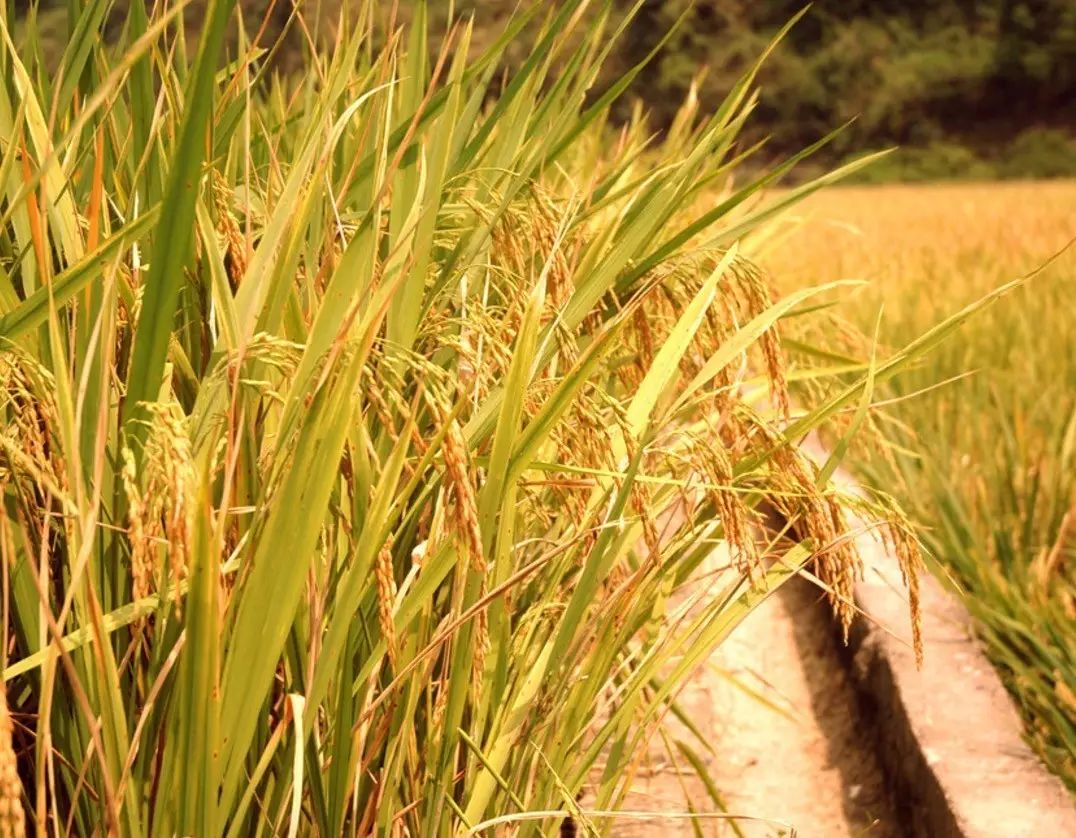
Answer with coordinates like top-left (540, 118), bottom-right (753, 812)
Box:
top-left (762, 180), bottom-right (1076, 306)
top-left (0, 3), bottom-right (945, 832)
top-left (3, 0), bottom-right (1074, 830)
top-left (761, 180), bottom-right (1076, 788)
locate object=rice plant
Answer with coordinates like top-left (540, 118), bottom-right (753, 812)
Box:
top-left (0, 1), bottom-right (942, 833)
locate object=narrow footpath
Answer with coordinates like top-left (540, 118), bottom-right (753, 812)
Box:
top-left (605, 576), bottom-right (904, 837)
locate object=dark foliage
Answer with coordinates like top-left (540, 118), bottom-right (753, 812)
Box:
top-left (605, 0), bottom-right (1076, 175)
top-left (16, 0), bottom-right (1076, 178)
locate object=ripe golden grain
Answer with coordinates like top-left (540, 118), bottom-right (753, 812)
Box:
top-left (0, 687), bottom-right (24, 838)
top-left (375, 542), bottom-right (398, 669)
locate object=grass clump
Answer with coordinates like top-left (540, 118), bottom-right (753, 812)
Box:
top-left (0, 1), bottom-right (934, 832)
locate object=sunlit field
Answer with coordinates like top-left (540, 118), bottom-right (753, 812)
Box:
top-left (3, 0), bottom-right (1074, 828)
top-left (0, 1), bottom-right (956, 832)
top-left (761, 180), bottom-right (1076, 788)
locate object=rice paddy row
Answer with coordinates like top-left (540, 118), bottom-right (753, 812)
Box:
top-left (760, 180), bottom-right (1076, 790)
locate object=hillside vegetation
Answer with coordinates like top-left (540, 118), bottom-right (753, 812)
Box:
top-left (13, 1), bottom-right (1076, 180)
top-left (611, 0), bottom-right (1076, 179)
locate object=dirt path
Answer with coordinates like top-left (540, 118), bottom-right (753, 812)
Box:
top-left (605, 577), bottom-right (903, 837)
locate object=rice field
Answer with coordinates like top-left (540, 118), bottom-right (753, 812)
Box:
top-left (0, 1), bottom-right (967, 832)
top-left (759, 180), bottom-right (1076, 790)
top-left (7, 0), bottom-right (1075, 830)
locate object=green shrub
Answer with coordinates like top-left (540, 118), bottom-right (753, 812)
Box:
top-left (847, 142), bottom-right (994, 183)
top-left (1003, 129), bottom-right (1076, 178)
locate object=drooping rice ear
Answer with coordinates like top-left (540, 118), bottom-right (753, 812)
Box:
top-left (0, 685), bottom-right (24, 838)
